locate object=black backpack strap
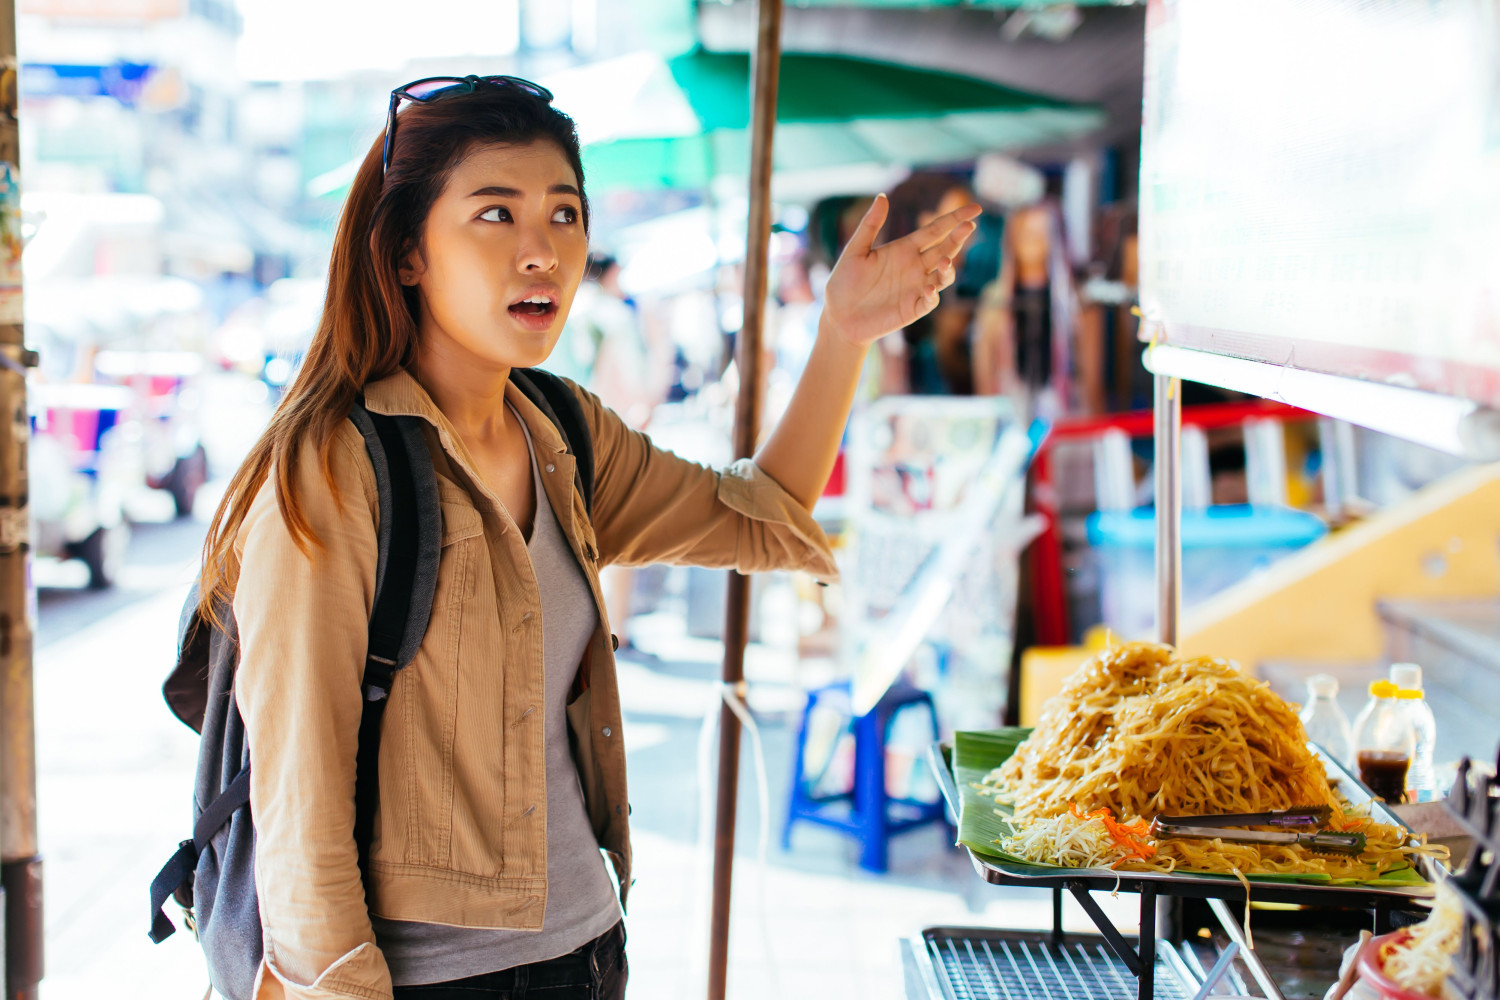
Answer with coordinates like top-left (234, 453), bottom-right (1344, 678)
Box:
top-left (509, 368), bottom-right (594, 516)
top-left (347, 402), bottom-right (442, 876)
top-left (148, 766), bottom-right (252, 942)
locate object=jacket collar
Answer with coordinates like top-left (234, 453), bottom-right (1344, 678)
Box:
top-left (363, 368), bottom-right (568, 457)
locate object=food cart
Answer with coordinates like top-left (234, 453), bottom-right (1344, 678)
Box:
top-left (908, 0), bottom-right (1500, 996)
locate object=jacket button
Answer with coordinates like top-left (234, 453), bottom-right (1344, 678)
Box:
top-left (602, 727), bottom-right (612, 737)
top-left (546, 463), bottom-right (556, 473)
top-left (610, 634), bottom-right (619, 651)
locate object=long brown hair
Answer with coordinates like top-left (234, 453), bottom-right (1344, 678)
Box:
top-left (197, 82), bottom-right (589, 622)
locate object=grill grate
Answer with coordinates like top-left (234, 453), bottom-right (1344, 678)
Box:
top-left (924, 930), bottom-right (1192, 1000)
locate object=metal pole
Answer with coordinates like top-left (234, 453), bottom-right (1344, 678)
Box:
top-left (1152, 372), bottom-right (1190, 983)
top-left (0, 0), bottom-right (41, 994)
top-left (707, 0), bottom-right (783, 997)
top-left (1153, 372), bottom-right (1181, 646)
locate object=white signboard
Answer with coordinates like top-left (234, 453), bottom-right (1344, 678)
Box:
top-left (1139, 0), bottom-right (1500, 408)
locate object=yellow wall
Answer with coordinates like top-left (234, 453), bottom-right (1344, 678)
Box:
top-left (1180, 464), bottom-right (1500, 667)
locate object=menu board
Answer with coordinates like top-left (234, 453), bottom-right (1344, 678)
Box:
top-left (1138, 0), bottom-right (1500, 408)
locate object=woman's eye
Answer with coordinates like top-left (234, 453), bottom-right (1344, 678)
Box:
top-left (553, 206), bottom-right (578, 224)
top-left (478, 207), bottom-right (511, 223)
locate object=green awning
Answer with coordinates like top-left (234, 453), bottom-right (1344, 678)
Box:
top-left (561, 50), bottom-right (1104, 191)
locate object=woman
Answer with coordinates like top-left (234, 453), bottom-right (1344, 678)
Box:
top-left (971, 202), bottom-right (1084, 415)
top-left (201, 76), bottom-right (977, 1000)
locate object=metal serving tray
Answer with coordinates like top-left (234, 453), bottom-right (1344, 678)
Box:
top-left (931, 741), bottom-right (1441, 908)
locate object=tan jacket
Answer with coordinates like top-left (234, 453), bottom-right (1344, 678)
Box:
top-left (232, 371), bottom-right (837, 1000)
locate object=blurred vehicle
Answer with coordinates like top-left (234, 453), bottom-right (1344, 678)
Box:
top-left (30, 352), bottom-right (208, 588)
top-left (97, 349), bottom-right (209, 518)
top-left (30, 382), bottom-right (137, 589)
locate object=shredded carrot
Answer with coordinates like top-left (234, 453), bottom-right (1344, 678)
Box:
top-left (1070, 802), bottom-right (1157, 860)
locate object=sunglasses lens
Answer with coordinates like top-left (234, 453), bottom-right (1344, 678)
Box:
top-left (508, 79), bottom-right (548, 99)
top-left (404, 78), bottom-right (469, 101)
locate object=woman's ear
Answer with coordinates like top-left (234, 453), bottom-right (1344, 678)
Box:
top-left (398, 248), bottom-right (425, 287)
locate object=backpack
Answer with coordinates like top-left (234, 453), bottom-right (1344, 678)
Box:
top-left (148, 369), bottom-right (593, 1000)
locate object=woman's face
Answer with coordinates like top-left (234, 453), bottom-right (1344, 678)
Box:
top-left (1010, 206), bottom-right (1051, 270)
top-left (402, 140), bottom-right (588, 371)
top-left (918, 186), bottom-right (977, 269)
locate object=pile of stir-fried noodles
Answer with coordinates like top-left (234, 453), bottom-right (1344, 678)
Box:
top-left (975, 642), bottom-right (1444, 879)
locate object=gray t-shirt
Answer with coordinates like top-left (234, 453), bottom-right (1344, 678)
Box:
top-left (374, 413), bottom-right (622, 985)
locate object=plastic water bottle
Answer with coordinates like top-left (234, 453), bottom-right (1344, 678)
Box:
top-left (1350, 680), bottom-right (1417, 804)
top-left (1390, 663), bottom-right (1438, 802)
top-left (1299, 674), bottom-right (1352, 763)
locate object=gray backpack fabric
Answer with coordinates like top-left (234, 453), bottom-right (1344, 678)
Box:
top-left (146, 370), bottom-right (596, 1000)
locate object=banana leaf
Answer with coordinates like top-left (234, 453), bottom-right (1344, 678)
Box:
top-left (952, 727), bottom-right (1430, 889)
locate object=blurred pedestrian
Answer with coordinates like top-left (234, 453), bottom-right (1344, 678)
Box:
top-left (555, 254), bottom-right (663, 429)
top-left (972, 201), bottom-right (1086, 418)
top-left (562, 253), bottom-right (664, 648)
top-left (884, 172), bottom-right (989, 395)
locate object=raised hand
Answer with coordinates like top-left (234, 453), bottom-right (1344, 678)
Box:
top-left (820, 193), bottom-right (982, 349)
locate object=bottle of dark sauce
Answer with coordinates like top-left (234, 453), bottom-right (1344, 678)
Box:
top-left (1348, 679), bottom-right (1416, 804)
top-left (1356, 750), bottom-right (1410, 803)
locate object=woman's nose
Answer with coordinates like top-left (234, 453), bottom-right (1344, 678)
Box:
top-left (518, 231), bottom-right (558, 273)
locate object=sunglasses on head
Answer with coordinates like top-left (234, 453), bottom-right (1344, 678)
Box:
top-left (382, 74), bottom-right (555, 176)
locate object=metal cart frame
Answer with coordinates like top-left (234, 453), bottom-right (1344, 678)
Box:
top-left (930, 741), bottom-right (1437, 1000)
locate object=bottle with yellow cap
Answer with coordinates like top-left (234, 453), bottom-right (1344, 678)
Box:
top-left (1389, 663), bottom-right (1437, 801)
top-left (1349, 678), bottom-right (1416, 804)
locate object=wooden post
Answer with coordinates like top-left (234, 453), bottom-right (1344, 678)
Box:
top-left (0, 0), bottom-right (42, 994)
top-left (706, 0), bottom-right (783, 997)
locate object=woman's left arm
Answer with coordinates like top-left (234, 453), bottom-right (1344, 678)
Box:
top-left (754, 194), bottom-right (980, 509)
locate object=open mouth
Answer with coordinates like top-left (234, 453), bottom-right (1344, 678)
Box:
top-left (508, 294), bottom-right (558, 320)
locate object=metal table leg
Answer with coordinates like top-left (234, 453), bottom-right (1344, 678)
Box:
top-left (1139, 883), bottom-right (1157, 1000)
top-left (1208, 897), bottom-right (1286, 1000)
top-left (1067, 881), bottom-right (1143, 976)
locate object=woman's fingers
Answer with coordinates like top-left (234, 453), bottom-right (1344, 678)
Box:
top-left (911, 202), bottom-right (982, 252)
top-left (847, 193), bottom-right (891, 256)
top-left (923, 255), bottom-right (958, 288)
top-left (915, 285), bottom-right (939, 316)
top-left (918, 221), bottom-right (978, 273)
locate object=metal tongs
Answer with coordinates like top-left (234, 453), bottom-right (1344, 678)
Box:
top-left (1151, 806), bottom-right (1367, 855)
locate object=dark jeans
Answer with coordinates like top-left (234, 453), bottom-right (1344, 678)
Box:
top-left (392, 921), bottom-right (627, 999)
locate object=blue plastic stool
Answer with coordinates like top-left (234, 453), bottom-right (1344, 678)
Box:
top-left (782, 680), bottom-right (946, 873)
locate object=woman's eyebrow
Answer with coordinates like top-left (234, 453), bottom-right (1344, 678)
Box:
top-left (467, 184), bottom-right (581, 197)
